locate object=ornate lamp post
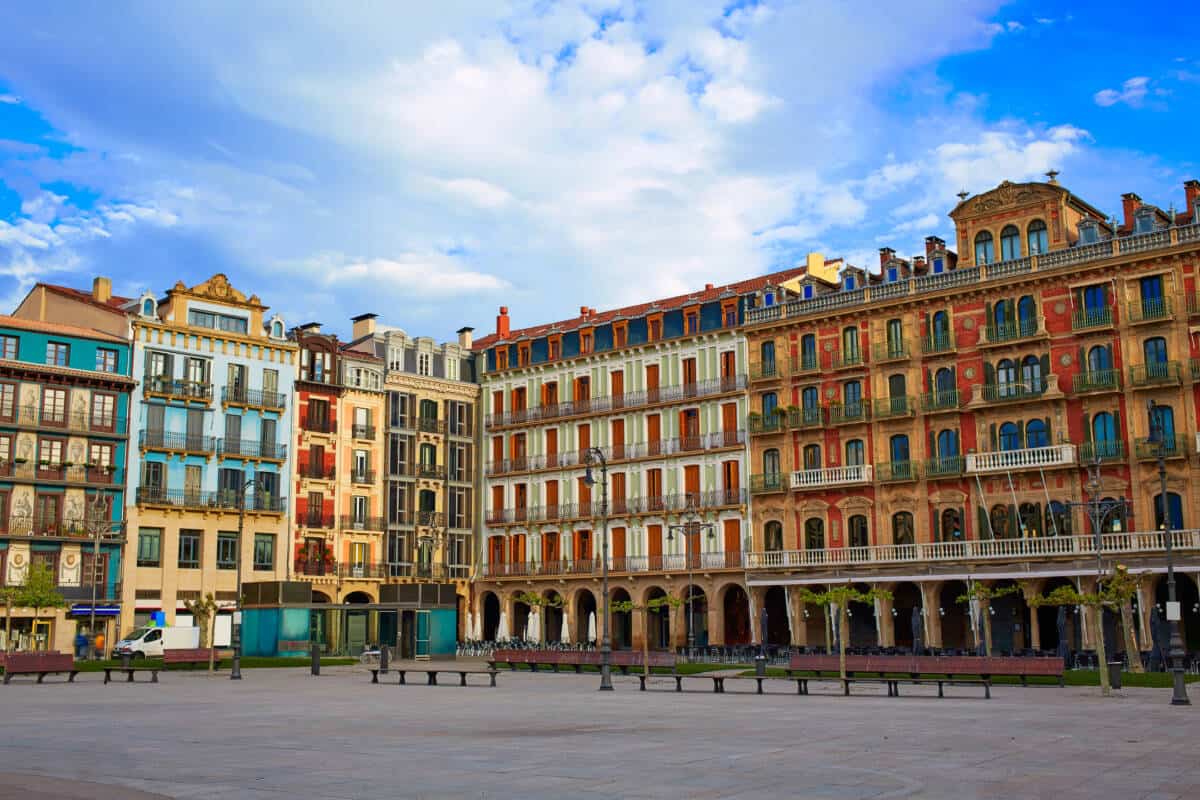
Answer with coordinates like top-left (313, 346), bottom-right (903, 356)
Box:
top-left (583, 448), bottom-right (612, 691)
top-left (1148, 402), bottom-right (1190, 706)
top-left (667, 513), bottom-right (715, 655)
top-left (231, 477), bottom-right (261, 681)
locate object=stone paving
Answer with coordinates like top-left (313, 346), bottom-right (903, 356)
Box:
top-left (0, 662), bottom-right (1196, 799)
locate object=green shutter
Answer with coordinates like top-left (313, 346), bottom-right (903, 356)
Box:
top-left (932, 508), bottom-right (941, 542)
top-left (928, 430), bottom-right (936, 459)
top-left (1009, 504), bottom-right (1018, 537)
top-left (1077, 346), bottom-right (1085, 372)
top-left (1112, 408), bottom-right (1122, 439)
top-left (983, 362), bottom-right (995, 387)
top-left (1045, 416), bottom-right (1052, 444)
top-left (1082, 413), bottom-right (1092, 443)
top-left (989, 423), bottom-right (997, 450)
top-left (1039, 354), bottom-right (1051, 386)
top-left (977, 506), bottom-right (991, 539)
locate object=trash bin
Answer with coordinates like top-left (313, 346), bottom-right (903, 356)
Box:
top-left (754, 654), bottom-right (767, 677)
top-left (1107, 661), bottom-right (1122, 690)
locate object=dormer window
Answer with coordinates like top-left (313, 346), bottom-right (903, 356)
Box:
top-left (684, 310), bottom-right (699, 334)
top-left (496, 348), bottom-right (509, 370)
top-left (803, 285), bottom-right (813, 299)
top-left (647, 316), bottom-right (662, 341)
top-left (548, 336), bottom-right (561, 360)
top-left (1078, 219), bottom-right (1100, 245)
top-left (1134, 208), bottom-right (1156, 235)
top-left (271, 321), bottom-right (283, 338)
top-left (721, 300), bottom-right (737, 327)
top-left (142, 298), bottom-right (155, 317)
top-left (612, 323), bottom-right (627, 348)
top-left (844, 276), bottom-right (855, 291)
top-left (764, 292), bottom-right (775, 307)
top-left (517, 343), bottom-right (531, 366)
top-left (580, 331), bottom-right (593, 353)
top-left (886, 268), bottom-right (898, 283)
top-left (933, 258), bottom-right (944, 274)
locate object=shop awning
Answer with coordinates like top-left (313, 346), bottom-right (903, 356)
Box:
top-left (70, 604), bottom-right (121, 616)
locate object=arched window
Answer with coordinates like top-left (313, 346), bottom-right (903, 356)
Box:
top-left (760, 341), bottom-right (776, 371)
top-left (272, 321), bottom-right (283, 338)
top-left (1000, 225), bottom-right (1021, 260)
top-left (990, 504), bottom-right (1013, 538)
top-left (892, 512), bottom-right (915, 546)
top-left (937, 429), bottom-right (959, 458)
top-left (801, 386), bottom-right (818, 409)
top-left (975, 231), bottom-right (995, 265)
top-left (848, 515), bottom-right (868, 548)
top-left (931, 310), bottom-right (950, 340)
top-left (1017, 296), bottom-right (1037, 334)
top-left (1087, 344), bottom-right (1112, 372)
top-left (803, 444), bottom-right (821, 470)
top-left (761, 392), bottom-right (778, 416)
top-left (889, 434), bottom-right (910, 463)
top-left (845, 439), bottom-right (864, 466)
top-left (142, 298), bottom-right (155, 316)
top-left (1045, 501), bottom-right (1070, 536)
top-left (842, 326), bottom-right (860, 360)
top-left (1149, 403), bottom-right (1176, 445)
top-left (762, 448), bottom-right (780, 475)
top-left (1019, 502), bottom-right (1041, 537)
top-left (1154, 492), bottom-right (1184, 530)
top-left (993, 298), bottom-right (1014, 329)
top-left (1100, 497), bottom-right (1126, 533)
top-left (885, 319), bottom-right (903, 354)
top-left (999, 422), bottom-right (1020, 451)
top-left (1027, 219), bottom-right (1048, 255)
top-left (934, 367), bottom-right (955, 394)
top-left (996, 358), bottom-right (1017, 398)
top-left (800, 334), bottom-right (817, 369)
top-left (764, 521), bottom-right (783, 552)
top-left (804, 518), bottom-right (825, 550)
top-left (844, 274), bottom-right (856, 291)
top-left (941, 508), bottom-right (963, 541)
top-left (1026, 418), bottom-right (1048, 448)
top-left (888, 373), bottom-right (906, 398)
top-left (1021, 354), bottom-right (1042, 393)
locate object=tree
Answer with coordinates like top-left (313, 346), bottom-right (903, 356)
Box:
top-left (513, 591), bottom-right (563, 642)
top-left (13, 562), bottom-right (65, 650)
top-left (955, 581), bottom-right (1019, 657)
top-left (799, 585), bottom-right (892, 680)
top-left (1029, 565), bottom-right (1141, 697)
top-left (610, 595), bottom-right (684, 677)
top-left (796, 587), bottom-right (833, 655)
top-left (184, 593), bottom-right (219, 672)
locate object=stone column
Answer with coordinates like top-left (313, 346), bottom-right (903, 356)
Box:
top-left (922, 582), bottom-right (943, 649)
top-left (787, 586), bottom-right (808, 647)
top-left (1021, 581), bottom-right (1042, 652)
top-left (876, 591), bottom-right (895, 648)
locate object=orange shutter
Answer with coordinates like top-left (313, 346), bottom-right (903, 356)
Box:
top-left (610, 419), bottom-right (625, 459)
top-left (577, 423), bottom-right (590, 452)
top-left (723, 519), bottom-right (741, 567)
top-left (611, 369), bottom-right (624, 397)
top-left (647, 524), bottom-right (663, 568)
top-left (611, 526), bottom-right (627, 560)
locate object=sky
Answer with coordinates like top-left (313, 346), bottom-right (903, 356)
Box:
top-left (1, 1), bottom-right (1198, 342)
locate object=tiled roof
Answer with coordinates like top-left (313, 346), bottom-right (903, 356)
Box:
top-left (0, 314), bottom-right (128, 344)
top-left (40, 283), bottom-right (133, 315)
top-left (473, 265), bottom-right (810, 350)
top-left (0, 357), bottom-right (136, 384)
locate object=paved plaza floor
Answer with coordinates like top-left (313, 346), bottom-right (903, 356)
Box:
top-left (0, 662), bottom-right (1196, 799)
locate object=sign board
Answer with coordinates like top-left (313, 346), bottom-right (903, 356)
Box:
top-left (1166, 601), bottom-right (1181, 622)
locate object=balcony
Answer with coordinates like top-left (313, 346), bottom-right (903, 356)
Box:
top-left (790, 354), bottom-right (819, 375)
top-left (299, 512), bottom-right (336, 529)
top-left (486, 490), bottom-right (748, 526)
top-left (1078, 441), bottom-right (1125, 464)
top-left (921, 332), bottom-right (955, 355)
top-left (1126, 298), bottom-right (1173, 324)
top-left (300, 415), bottom-right (336, 434)
top-left (744, 530), bottom-right (1200, 572)
top-left (340, 515), bottom-right (386, 531)
top-left (925, 455), bottom-right (964, 478)
top-left (750, 472), bottom-right (786, 494)
top-left (748, 414), bottom-right (786, 435)
top-left (222, 386), bottom-right (286, 410)
top-left (980, 377), bottom-right (1047, 403)
top-left (965, 444), bottom-right (1076, 474)
top-left (136, 487), bottom-right (286, 513)
top-left (1071, 307), bottom-right (1113, 331)
top-left (831, 349), bottom-right (865, 370)
top-left (873, 396), bottom-right (913, 419)
top-left (417, 510), bottom-right (446, 527)
top-left (878, 461), bottom-right (919, 482)
top-left (1135, 435), bottom-right (1188, 461)
top-left (790, 464), bottom-right (871, 490)
top-left (294, 559), bottom-right (338, 577)
top-left (4, 405), bottom-right (129, 436)
top-left (350, 469), bottom-right (377, 485)
top-left (144, 377), bottom-right (212, 403)
top-left (480, 551), bottom-right (745, 580)
top-left (351, 424), bottom-right (377, 440)
top-left (789, 407), bottom-right (824, 428)
top-left (1129, 362), bottom-right (1182, 387)
top-left (418, 464), bottom-right (446, 480)
top-left (6, 515), bottom-right (89, 538)
top-left (139, 429), bottom-right (217, 455)
top-left (982, 318), bottom-right (1042, 347)
top-left (921, 389), bottom-right (960, 413)
top-left (417, 417), bottom-right (446, 434)
top-left (339, 562), bottom-right (390, 580)
top-left (298, 463), bottom-right (336, 480)
top-left (750, 360), bottom-right (781, 381)
top-left (1073, 368), bottom-right (1121, 394)
top-left (219, 439), bottom-right (287, 461)
top-left (872, 340), bottom-right (910, 362)
top-left (826, 401), bottom-right (868, 425)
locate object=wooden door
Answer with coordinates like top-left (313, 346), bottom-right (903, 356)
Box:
top-left (545, 480), bottom-right (559, 518)
top-left (722, 459), bottom-right (739, 499)
top-left (682, 357), bottom-right (697, 394)
top-left (610, 472), bottom-right (626, 514)
top-left (723, 519), bottom-right (742, 568)
top-left (645, 364), bottom-right (660, 402)
top-left (491, 436), bottom-right (503, 464)
top-left (492, 391), bottom-right (503, 416)
top-left (647, 524), bottom-right (663, 570)
top-left (514, 484), bottom-right (527, 520)
top-left (610, 370), bottom-right (625, 407)
top-left (575, 529), bottom-right (592, 564)
top-left (647, 413), bottom-right (662, 456)
top-left (684, 465), bottom-right (701, 508)
top-left (577, 423), bottom-right (590, 452)
top-left (611, 526), bottom-right (627, 565)
top-left (610, 419), bottom-right (625, 460)
top-left (679, 409), bottom-right (700, 451)
top-left (720, 350), bottom-right (736, 381)
top-left (577, 476), bottom-right (591, 509)
top-left (490, 486), bottom-right (504, 521)
top-left (489, 537), bottom-right (505, 567)
top-left (543, 531), bottom-right (559, 564)
top-left (721, 402), bottom-right (738, 446)
top-left (647, 468), bottom-right (663, 510)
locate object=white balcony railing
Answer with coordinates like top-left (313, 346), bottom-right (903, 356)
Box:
top-left (744, 529), bottom-right (1200, 571)
top-left (965, 444), bottom-right (1075, 474)
top-left (790, 464), bottom-right (872, 489)
top-left (1195, 431), bottom-right (1200, 454)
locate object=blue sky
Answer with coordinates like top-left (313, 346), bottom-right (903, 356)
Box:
top-left (1, 1), bottom-right (1197, 341)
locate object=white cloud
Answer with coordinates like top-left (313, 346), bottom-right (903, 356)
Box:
top-left (1094, 76), bottom-right (1152, 107)
top-left (429, 177), bottom-right (515, 209)
top-left (0, 93), bottom-right (19, 104)
top-left (301, 251), bottom-right (509, 296)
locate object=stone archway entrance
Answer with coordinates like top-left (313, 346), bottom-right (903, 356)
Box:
top-left (513, 598), bottom-right (531, 642)
top-left (764, 586), bottom-right (790, 645)
top-left (611, 588), bottom-right (633, 650)
top-left (893, 582), bottom-right (922, 651)
top-left (723, 585), bottom-right (751, 645)
top-left (683, 585), bottom-right (708, 648)
top-left (575, 590), bottom-right (597, 644)
top-left (543, 591), bottom-right (564, 643)
top-left (646, 587), bottom-right (670, 650)
top-left (940, 581), bottom-right (969, 651)
top-left (482, 592), bottom-right (501, 641)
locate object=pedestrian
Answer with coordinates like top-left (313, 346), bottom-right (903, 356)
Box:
top-left (74, 628), bottom-right (88, 659)
top-left (94, 630), bottom-right (106, 661)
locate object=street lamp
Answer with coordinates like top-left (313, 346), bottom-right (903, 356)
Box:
top-left (583, 447), bottom-right (612, 691)
top-left (231, 477), bottom-right (261, 681)
top-left (667, 513), bottom-right (715, 655)
top-left (84, 492), bottom-right (119, 659)
top-left (1147, 401), bottom-right (1190, 706)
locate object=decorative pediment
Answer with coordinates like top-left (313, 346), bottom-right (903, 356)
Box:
top-left (175, 273), bottom-right (265, 308)
top-left (951, 180), bottom-right (1063, 220)
top-left (929, 489), bottom-right (968, 505)
top-left (834, 496), bottom-right (873, 513)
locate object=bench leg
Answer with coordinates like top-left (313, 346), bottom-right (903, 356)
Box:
top-left (1020, 675), bottom-right (1027, 687)
top-left (756, 678), bottom-right (763, 695)
top-left (891, 681), bottom-right (898, 697)
top-left (104, 669), bottom-right (111, 685)
top-left (489, 672), bottom-right (497, 687)
top-left (428, 672), bottom-right (437, 686)
top-left (127, 670), bottom-right (135, 683)
top-left (460, 672), bottom-right (468, 687)
top-left (574, 665), bottom-right (582, 674)
top-left (152, 670), bottom-right (159, 684)
top-left (843, 680), bottom-right (850, 696)
top-left (675, 676), bottom-right (682, 692)
top-left (638, 676), bottom-right (646, 692)
top-left (985, 680), bottom-right (991, 700)
top-left (371, 670), bottom-right (379, 684)
top-left (938, 681), bottom-right (944, 698)
top-left (714, 678), bottom-right (724, 694)
top-left (398, 671), bottom-right (406, 685)
top-left (37, 673), bottom-right (45, 684)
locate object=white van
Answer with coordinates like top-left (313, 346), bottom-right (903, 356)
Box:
top-left (113, 626), bottom-right (200, 658)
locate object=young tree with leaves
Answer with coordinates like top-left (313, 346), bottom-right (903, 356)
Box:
top-left (956, 581), bottom-right (1019, 657)
top-left (796, 587), bottom-right (833, 655)
top-left (14, 562), bottom-right (65, 650)
top-left (184, 593), bottom-right (219, 672)
top-left (610, 595), bottom-right (684, 677)
top-left (798, 585), bottom-right (892, 680)
top-left (513, 591), bottom-right (563, 642)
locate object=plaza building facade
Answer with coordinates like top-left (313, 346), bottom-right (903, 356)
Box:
top-left (743, 177), bottom-right (1200, 656)
top-left (472, 266), bottom-right (820, 652)
top-left (0, 312), bottom-right (132, 652)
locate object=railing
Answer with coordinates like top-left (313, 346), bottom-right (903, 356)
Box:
top-left (294, 559), bottom-right (338, 577)
top-left (417, 510), bottom-right (445, 527)
top-left (418, 417), bottom-right (446, 434)
top-left (831, 349), bottom-right (864, 369)
top-left (1134, 435), bottom-right (1188, 460)
top-left (925, 455), bottom-right (964, 478)
top-left (144, 377), bottom-right (212, 402)
top-left (749, 415), bottom-right (784, 434)
top-left (790, 464), bottom-right (871, 489)
top-left (486, 489), bottom-right (748, 526)
top-left (139, 429), bottom-right (217, 454)
top-left (921, 332), bottom-right (955, 354)
top-left (873, 396), bottom-right (912, 418)
top-left (1129, 362), bottom-right (1181, 387)
top-left (1126, 298), bottom-right (1172, 323)
top-left (878, 461), bottom-right (919, 482)
top-left (136, 487), bottom-right (286, 512)
top-left (980, 377), bottom-right (1046, 402)
top-left (789, 407), bottom-right (824, 428)
top-left (338, 562), bottom-right (390, 580)
top-left (921, 390), bottom-right (960, 412)
top-left (350, 469), bottom-right (377, 484)
top-left (872, 340), bottom-right (909, 361)
top-left (965, 444), bottom-right (1076, 474)
top-left (219, 439), bottom-right (287, 460)
top-left (826, 401), bottom-right (868, 425)
top-left (222, 386), bottom-right (286, 410)
top-left (1073, 369), bottom-right (1121, 393)
top-left (790, 354), bottom-right (819, 374)
top-left (983, 317), bottom-right (1041, 345)
top-left (1078, 441), bottom-right (1125, 463)
top-left (744, 530), bottom-right (1200, 570)
top-left (298, 463), bottom-right (336, 480)
top-left (299, 513), bottom-right (336, 529)
top-left (489, 430), bottom-right (747, 476)
top-left (0, 461), bottom-right (123, 485)
top-left (418, 464), bottom-right (447, 480)
top-left (340, 515), bottom-right (386, 531)
top-left (6, 515), bottom-right (89, 538)
top-left (351, 424), bottom-right (377, 440)
top-left (1071, 307), bottom-right (1113, 330)
top-left (300, 415), bottom-right (336, 434)
top-left (750, 473), bottom-right (786, 494)
top-left (5, 405), bottom-right (129, 436)
top-left (485, 375), bottom-right (747, 428)
top-left (479, 551), bottom-right (745, 579)
top-left (750, 360), bottom-right (780, 381)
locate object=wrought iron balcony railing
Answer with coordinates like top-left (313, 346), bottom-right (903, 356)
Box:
top-left (222, 386), bottom-right (287, 410)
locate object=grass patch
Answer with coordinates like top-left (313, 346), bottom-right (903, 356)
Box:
top-left (74, 656), bottom-right (356, 672)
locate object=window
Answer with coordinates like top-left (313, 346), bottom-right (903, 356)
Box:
top-left (843, 380), bottom-right (862, 412)
top-left (762, 448), bottom-right (780, 475)
top-left (848, 515), bottom-right (868, 548)
top-left (1087, 344), bottom-right (1112, 372)
top-left (722, 301), bottom-right (737, 327)
top-left (580, 331), bottom-right (593, 353)
top-left (760, 341), bottom-right (776, 372)
top-left (1139, 274), bottom-right (1165, 317)
top-left (932, 257), bottom-right (944, 274)
top-left (996, 358), bottom-right (1017, 397)
top-left (647, 316), bottom-right (662, 341)
top-left (990, 504), bottom-right (1014, 538)
top-left (95, 348), bottom-right (119, 373)
top-left (931, 310), bottom-right (950, 342)
top-left (1026, 418), bottom-right (1048, 448)
top-left (137, 528), bottom-right (162, 567)
top-left (974, 230), bottom-right (994, 265)
top-left (940, 509), bottom-right (963, 541)
top-left (1045, 501), bottom-right (1070, 536)
top-left (0, 336), bottom-right (17, 359)
top-left (886, 267), bottom-right (898, 283)
top-left (999, 422), bottom-right (1021, 451)
top-left (91, 393), bottom-right (116, 431)
top-left (801, 385), bottom-right (818, 411)
top-left (842, 326), bottom-right (859, 360)
top-left (46, 342), bottom-right (69, 367)
top-left (37, 438), bottom-right (63, 467)
top-left (844, 275), bottom-right (855, 291)
top-left (1021, 354), bottom-right (1043, 392)
top-left (142, 298), bottom-right (155, 316)
top-left (845, 439), bottom-right (864, 466)
top-left (495, 348), bottom-right (508, 370)
top-left (178, 530), bottom-right (201, 568)
top-left (934, 367), bottom-right (955, 394)
top-left (142, 461), bottom-right (164, 492)
top-left (803, 285), bottom-right (813, 299)
top-left (41, 388), bottom-right (67, 425)
top-left (188, 309), bottom-right (248, 333)
top-left (889, 434), bottom-right (910, 463)
top-left (517, 343), bottom-right (530, 366)
top-left (1149, 403), bottom-right (1176, 449)
top-left (1000, 225), bottom-right (1021, 260)
top-left (0, 383), bottom-right (13, 421)
top-left (800, 334), bottom-right (817, 369)
top-left (892, 512), bottom-right (915, 546)
top-left (217, 532), bottom-right (238, 569)
top-left (684, 310), bottom-right (699, 334)
top-left (1091, 412), bottom-right (1119, 458)
top-left (549, 336), bottom-right (562, 359)
top-left (1017, 295), bottom-right (1037, 331)
top-left (272, 321), bottom-right (283, 338)
top-left (1135, 208), bottom-right (1156, 235)
top-left (1154, 492), bottom-right (1184, 530)
top-left (418, 353), bottom-right (432, 376)
top-left (764, 521), bottom-right (783, 551)
top-left (936, 429), bottom-right (960, 458)
top-left (761, 391), bottom-right (778, 416)
top-left (186, 357), bottom-right (209, 386)
top-left (1143, 337), bottom-right (1169, 377)
top-left (803, 444), bottom-right (821, 470)
top-left (1027, 219), bottom-right (1048, 254)
top-left (804, 518), bottom-right (824, 550)
top-left (352, 495), bottom-right (368, 524)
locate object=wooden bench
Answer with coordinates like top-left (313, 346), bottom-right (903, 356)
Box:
top-left (370, 667), bottom-right (498, 687)
top-left (637, 671), bottom-right (730, 693)
top-left (788, 654), bottom-right (1064, 688)
top-left (163, 648), bottom-right (227, 669)
top-left (1, 652), bottom-right (78, 684)
top-left (489, 649), bottom-right (676, 675)
top-left (722, 674), bottom-right (811, 695)
top-left (103, 666), bottom-right (160, 685)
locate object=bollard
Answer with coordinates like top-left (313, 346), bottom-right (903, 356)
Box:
top-left (380, 644), bottom-right (390, 675)
top-left (311, 641), bottom-right (320, 677)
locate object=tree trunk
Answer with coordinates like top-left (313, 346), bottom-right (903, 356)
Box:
top-left (838, 604), bottom-right (848, 681)
top-left (4, 600), bottom-right (11, 653)
top-left (1093, 605), bottom-right (1111, 697)
top-left (982, 601), bottom-right (993, 657)
top-left (1119, 599), bottom-right (1143, 673)
top-left (642, 609), bottom-right (651, 678)
top-left (208, 613), bottom-right (217, 673)
top-left (823, 606), bottom-right (832, 655)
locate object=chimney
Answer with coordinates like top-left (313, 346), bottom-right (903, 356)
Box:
top-left (1121, 193), bottom-right (1142, 232)
top-left (1185, 180), bottom-right (1200, 223)
top-left (879, 247), bottom-right (895, 268)
top-left (924, 236), bottom-right (945, 259)
top-left (704, 283), bottom-right (714, 291)
top-left (92, 276), bottom-right (112, 304)
top-left (351, 313), bottom-right (377, 340)
top-left (913, 256), bottom-right (927, 271)
top-left (579, 306), bottom-right (589, 318)
top-left (496, 306), bottom-right (510, 338)
top-left (456, 326), bottom-right (474, 349)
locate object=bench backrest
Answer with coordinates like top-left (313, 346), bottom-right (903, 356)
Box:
top-left (163, 648), bottom-right (218, 662)
top-left (789, 653), bottom-right (1064, 676)
top-left (3, 652), bottom-right (74, 672)
top-left (491, 649), bottom-right (675, 668)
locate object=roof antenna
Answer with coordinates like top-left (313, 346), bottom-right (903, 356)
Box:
top-left (1045, 169), bottom-right (1060, 184)
top-left (956, 190), bottom-right (969, 201)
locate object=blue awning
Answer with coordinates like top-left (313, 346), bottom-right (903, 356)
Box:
top-left (70, 604), bottom-right (121, 616)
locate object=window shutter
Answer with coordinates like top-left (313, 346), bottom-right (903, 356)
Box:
top-left (932, 508), bottom-right (941, 542)
top-left (1009, 504), bottom-right (1019, 537)
top-left (1044, 416), bottom-right (1052, 444)
top-left (1016, 423), bottom-right (1025, 449)
top-left (1112, 408), bottom-right (1122, 439)
top-left (984, 302), bottom-right (993, 329)
top-left (924, 368), bottom-right (932, 392)
top-left (977, 506), bottom-right (991, 539)
top-left (983, 362), bottom-right (995, 386)
top-left (1077, 346), bottom-right (1085, 373)
top-left (989, 423), bottom-right (997, 450)
top-left (1039, 354), bottom-right (1051, 387)
top-left (1082, 413), bottom-right (1092, 443)
top-left (927, 430), bottom-right (935, 459)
